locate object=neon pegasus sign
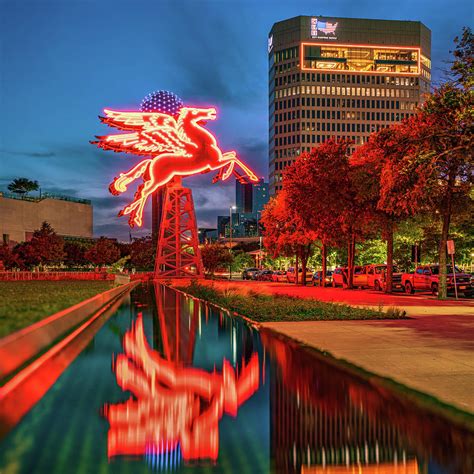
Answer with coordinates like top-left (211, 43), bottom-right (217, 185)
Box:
top-left (92, 105), bottom-right (259, 227)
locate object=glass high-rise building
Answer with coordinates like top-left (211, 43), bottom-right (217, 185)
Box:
top-left (268, 16), bottom-right (431, 193)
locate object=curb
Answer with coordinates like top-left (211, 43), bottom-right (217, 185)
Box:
top-left (0, 281), bottom-right (139, 379)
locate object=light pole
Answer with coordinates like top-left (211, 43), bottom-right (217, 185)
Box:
top-left (229, 205), bottom-right (236, 280)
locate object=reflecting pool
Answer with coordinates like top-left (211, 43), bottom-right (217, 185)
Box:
top-left (0, 284), bottom-right (472, 473)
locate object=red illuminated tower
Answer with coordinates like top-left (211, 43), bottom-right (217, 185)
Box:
top-left (154, 178), bottom-right (204, 277)
top-left (92, 91), bottom-right (258, 278)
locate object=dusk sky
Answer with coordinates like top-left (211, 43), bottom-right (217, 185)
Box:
top-left (1, 0), bottom-right (471, 241)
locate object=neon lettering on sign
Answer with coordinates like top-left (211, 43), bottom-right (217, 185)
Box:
top-left (103, 314), bottom-right (260, 461)
top-left (92, 106), bottom-right (258, 227)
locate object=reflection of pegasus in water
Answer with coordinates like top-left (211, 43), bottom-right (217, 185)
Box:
top-left (91, 107), bottom-right (259, 227)
top-left (103, 314), bottom-right (259, 461)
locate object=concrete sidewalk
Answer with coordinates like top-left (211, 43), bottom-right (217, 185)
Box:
top-left (194, 280), bottom-right (474, 412)
top-left (263, 315), bottom-right (474, 413)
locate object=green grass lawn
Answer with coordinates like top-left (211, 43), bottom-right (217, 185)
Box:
top-left (0, 281), bottom-right (115, 338)
top-left (176, 281), bottom-right (406, 322)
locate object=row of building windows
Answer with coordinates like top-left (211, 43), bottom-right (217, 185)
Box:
top-left (272, 137), bottom-right (368, 161)
top-left (275, 113), bottom-right (411, 135)
top-left (274, 98), bottom-right (416, 118)
top-left (274, 128), bottom-right (390, 147)
top-left (275, 84), bottom-right (420, 99)
top-left (274, 61), bottom-right (298, 73)
top-left (273, 47), bottom-right (299, 63)
top-left (275, 73), bottom-right (421, 87)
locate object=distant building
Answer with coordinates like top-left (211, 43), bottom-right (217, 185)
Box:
top-left (217, 215), bottom-right (230, 238)
top-left (236, 181), bottom-right (253, 214)
top-left (252, 179), bottom-right (269, 215)
top-left (231, 179), bottom-right (269, 238)
top-left (198, 227), bottom-right (218, 244)
top-left (268, 15), bottom-right (431, 193)
top-left (0, 193), bottom-right (93, 244)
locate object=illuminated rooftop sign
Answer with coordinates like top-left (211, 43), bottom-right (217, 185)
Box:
top-left (301, 42), bottom-right (421, 76)
top-left (310, 18), bottom-right (338, 40)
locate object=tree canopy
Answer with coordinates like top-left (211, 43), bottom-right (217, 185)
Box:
top-left (7, 178), bottom-right (39, 196)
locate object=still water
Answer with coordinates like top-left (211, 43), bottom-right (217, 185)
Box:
top-left (0, 284), bottom-right (472, 473)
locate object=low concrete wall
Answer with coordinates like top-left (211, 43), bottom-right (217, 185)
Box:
top-left (0, 281), bottom-right (139, 379)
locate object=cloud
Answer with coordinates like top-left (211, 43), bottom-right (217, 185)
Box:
top-left (0, 149), bottom-right (56, 158)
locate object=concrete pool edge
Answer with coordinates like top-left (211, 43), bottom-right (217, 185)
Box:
top-left (0, 282), bottom-right (139, 380)
top-left (0, 281), bottom-right (139, 437)
top-left (169, 283), bottom-right (474, 434)
top-left (0, 281), bottom-right (140, 379)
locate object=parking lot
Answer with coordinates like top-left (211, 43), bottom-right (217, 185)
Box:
top-left (239, 265), bottom-right (473, 299)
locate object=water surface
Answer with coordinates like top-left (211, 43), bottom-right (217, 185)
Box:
top-left (0, 283), bottom-right (472, 473)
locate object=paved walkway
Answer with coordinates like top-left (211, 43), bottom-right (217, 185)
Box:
top-left (192, 280), bottom-right (474, 413)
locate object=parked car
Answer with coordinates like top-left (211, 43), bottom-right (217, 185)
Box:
top-left (332, 267), bottom-right (346, 287)
top-left (286, 267), bottom-right (313, 284)
top-left (256, 269), bottom-right (273, 281)
top-left (365, 264), bottom-right (403, 292)
top-left (312, 270), bottom-right (333, 286)
top-left (272, 270), bottom-right (287, 282)
top-left (352, 266), bottom-right (368, 288)
top-left (331, 266), bottom-right (370, 288)
top-left (402, 265), bottom-right (473, 297)
top-left (242, 268), bottom-right (259, 280)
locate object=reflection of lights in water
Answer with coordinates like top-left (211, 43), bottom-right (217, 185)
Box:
top-left (145, 442), bottom-right (181, 470)
top-left (104, 313), bottom-right (259, 463)
top-left (232, 327), bottom-right (237, 364)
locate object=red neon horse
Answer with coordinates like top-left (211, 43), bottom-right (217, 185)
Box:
top-left (92, 107), bottom-right (259, 227)
top-left (103, 314), bottom-right (260, 461)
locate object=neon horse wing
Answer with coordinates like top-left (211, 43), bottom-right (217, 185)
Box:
top-left (92, 110), bottom-right (194, 157)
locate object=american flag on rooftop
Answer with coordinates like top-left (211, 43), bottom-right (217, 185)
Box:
top-left (317, 20), bottom-right (338, 35)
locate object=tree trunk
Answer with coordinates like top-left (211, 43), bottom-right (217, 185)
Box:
top-left (439, 170), bottom-right (455, 299)
top-left (301, 244), bottom-right (311, 287)
top-left (301, 248), bottom-right (307, 287)
top-left (347, 233), bottom-right (355, 289)
top-left (385, 220), bottom-right (394, 294)
top-left (295, 252), bottom-right (299, 285)
top-left (321, 242), bottom-right (327, 288)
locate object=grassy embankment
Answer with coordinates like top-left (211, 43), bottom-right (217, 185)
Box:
top-left (176, 281), bottom-right (406, 322)
top-left (0, 281), bottom-right (114, 338)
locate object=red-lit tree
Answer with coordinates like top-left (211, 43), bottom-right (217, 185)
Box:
top-left (284, 140), bottom-right (369, 288)
top-left (64, 241), bottom-right (91, 267)
top-left (85, 237), bottom-right (121, 266)
top-left (260, 190), bottom-right (317, 285)
top-left (200, 242), bottom-right (234, 278)
top-left (32, 222), bottom-right (65, 266)
top-left (129, 236), bottom-right (155, 270)
top-left (351, 127), bottom-right (409, 293)
top-left (0, 244), bottom-right (19, 270)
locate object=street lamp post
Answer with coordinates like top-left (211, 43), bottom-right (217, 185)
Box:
top-left (229, 205), bottom-right (236, 280)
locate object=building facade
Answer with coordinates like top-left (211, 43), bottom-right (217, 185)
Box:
top-left (0, 193), bottom-right (93, 244)
top-left (268, 16), bottom-right (431, 193)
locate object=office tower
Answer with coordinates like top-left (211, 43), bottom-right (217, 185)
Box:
top-left (268, 16), bottom-right (431, 193)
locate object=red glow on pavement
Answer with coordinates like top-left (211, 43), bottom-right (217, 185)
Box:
top-left (104, 314), bottom-right (259, 461)
top-left (92, 107), bottom-right (258, 227)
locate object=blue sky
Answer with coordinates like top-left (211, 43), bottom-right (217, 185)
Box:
top-left (1, 0), bottom-right (471, 240)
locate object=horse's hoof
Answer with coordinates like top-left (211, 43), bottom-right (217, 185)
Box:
top-left (118, 210), bottom-right (124, 217)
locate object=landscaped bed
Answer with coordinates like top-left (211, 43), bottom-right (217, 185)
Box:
top-left (175, 281), bottom-right (406, 322)
top-left (0, 281), bottom-right (115, 337)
